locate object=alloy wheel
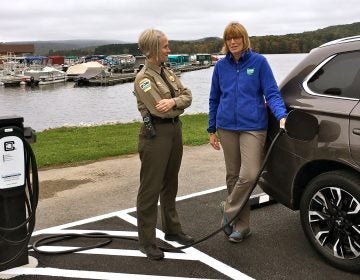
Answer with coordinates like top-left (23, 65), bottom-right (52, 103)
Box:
top-left (308, 186), bottom-right (360, 260)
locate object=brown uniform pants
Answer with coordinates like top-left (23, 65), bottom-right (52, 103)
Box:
top-left (218, 129), bottom-right (267, 231)
top-left (137, 120), bottom-right (183, 246)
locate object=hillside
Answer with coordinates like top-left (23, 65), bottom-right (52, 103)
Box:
top-left (8, 22), bottom-right (359, 56)
top-left (250, 22), bottom-right (360, 54)
top-left (7, 39), bottom-right (127, 55)
top-left (95, 22), bottom-right (360, 55)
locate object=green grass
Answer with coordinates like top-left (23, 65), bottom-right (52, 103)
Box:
top-left (31, 113), bottom-right (209, 169)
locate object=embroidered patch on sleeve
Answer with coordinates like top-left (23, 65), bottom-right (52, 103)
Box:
top-left (139, 78), bottom-right (151, 92)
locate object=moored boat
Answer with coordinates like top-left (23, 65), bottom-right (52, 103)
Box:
top-left (66, 61), bottom-right (110, 87)
top-left (0, 75), bottom-right (22, 87)
top-left (23, 66), bottom-right (67, 85)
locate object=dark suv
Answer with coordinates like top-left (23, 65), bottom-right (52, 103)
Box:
top-left (260, 36), bottom-right (360, 273)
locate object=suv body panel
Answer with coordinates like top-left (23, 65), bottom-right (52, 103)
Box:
top-left (259, 37), bottom-right (360, 210)
top-left (350, 102), bottom-right (360, 164)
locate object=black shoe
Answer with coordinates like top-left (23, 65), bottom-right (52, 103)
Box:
top-left (164, 232), bottom-right (194, 245)
top-left (139, 245), bottom-right (164, 260)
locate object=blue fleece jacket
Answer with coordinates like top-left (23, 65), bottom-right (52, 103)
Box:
top-left (207, 51), bottom-right (287, 133)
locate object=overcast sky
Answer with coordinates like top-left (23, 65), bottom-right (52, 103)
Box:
top-left (1, 0), bottom-right (359, 43)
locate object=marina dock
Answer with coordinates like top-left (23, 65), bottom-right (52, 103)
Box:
top-left (85, 72), bottom-right (136, 87)
top-left (0, 65), bottom-right (212, 88)
top-left (178, 64), bottom-right (212, 73)
top-left (74, 64), bottom-right (212, 87)
top-left (1, 50), bottom-right (215, 88)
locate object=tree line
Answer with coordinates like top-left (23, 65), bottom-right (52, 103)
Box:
top-left (49, 22), bottom-right (359, 56)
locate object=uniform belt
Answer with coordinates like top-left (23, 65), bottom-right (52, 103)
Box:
top-left (151, 115), bottom-right (179, 124)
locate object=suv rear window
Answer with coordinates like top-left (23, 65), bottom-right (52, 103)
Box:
top-left (307, 51), bottom-right (360, 99)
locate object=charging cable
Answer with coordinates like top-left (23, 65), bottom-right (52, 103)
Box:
top-left (0, 129), bottom-right (39, 267)
top-left (31, 128), bottom-right (285, 255)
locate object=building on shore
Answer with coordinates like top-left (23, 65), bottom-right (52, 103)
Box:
top-left (0, 44), bottom-right (34, 56)
top-left (0, 44), bottom-right (35, 65)
top-left (168, 54), bottom-right (190, 68)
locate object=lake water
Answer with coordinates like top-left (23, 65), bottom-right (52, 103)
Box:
top-left (0, 53), bottom-right (307, 131)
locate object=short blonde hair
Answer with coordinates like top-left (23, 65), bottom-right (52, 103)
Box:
top-left (138, 28), bottom-right (165, 60)
top-left (222, 22), bottom-right (251, 54)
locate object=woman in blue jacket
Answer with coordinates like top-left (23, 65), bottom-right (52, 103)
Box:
top-left (208, 22), bottom-right (287, 243)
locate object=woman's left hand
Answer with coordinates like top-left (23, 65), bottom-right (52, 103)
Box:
top-left (155, 99), bottom-right (176, 113)
top-left (209, 133), bottom-right (221, 150)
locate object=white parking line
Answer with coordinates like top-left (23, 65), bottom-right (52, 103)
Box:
top-left (2, 186), bottom-right (265, 279)
top-left (33, 186), bottom-right (228, 236)
top-left (2, 267), bottom-right (225, 280)
top-left (118, 211), bottom-right (253, 280)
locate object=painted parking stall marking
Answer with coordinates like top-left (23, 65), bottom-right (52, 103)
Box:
top-left (1, 187), bottom-right (271, 280)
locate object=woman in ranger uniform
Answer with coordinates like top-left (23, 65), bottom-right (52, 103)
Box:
top-left (133, 28), bottom-right (193, 260)
top-left (208, 22), bottom-right (287, 243)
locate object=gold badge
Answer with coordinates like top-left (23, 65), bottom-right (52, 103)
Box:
top-left (169, 76), bottom-right (175, 82)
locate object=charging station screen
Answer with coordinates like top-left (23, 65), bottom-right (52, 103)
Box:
top-left (0, 136), bottom-right (25, 189)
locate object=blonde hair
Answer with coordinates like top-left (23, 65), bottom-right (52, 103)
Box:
top-left (138, 28), bottom-right (165, 60)
top-left (221, 22), bottom-right (251, 54)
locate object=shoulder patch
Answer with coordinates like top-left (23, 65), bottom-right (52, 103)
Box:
top-left (139, 78), bottom-right (151, 92)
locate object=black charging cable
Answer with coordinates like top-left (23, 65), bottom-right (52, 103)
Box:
top-left (160, 128), bottom-right (285, 252)
top-left (0, 129), bottom-right (39, 267)
top-left (31, 128), bottom-right (285, 255)
top-left (30, 233), bottom-right (138, 255)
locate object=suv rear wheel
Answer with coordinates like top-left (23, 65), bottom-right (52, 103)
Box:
top-left (300, 170), bottom-right (360, 273)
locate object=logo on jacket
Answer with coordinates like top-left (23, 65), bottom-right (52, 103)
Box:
top-left (139, 78), bottom-right (151, 92)
top-left (246, 68), bottom-right (255, 76)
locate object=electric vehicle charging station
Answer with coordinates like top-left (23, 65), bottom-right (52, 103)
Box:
top-left (0, 116), bottom-right (38, 272)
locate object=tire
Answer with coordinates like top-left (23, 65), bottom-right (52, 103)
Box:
top-left (300, 170), bottom-right (360, 273)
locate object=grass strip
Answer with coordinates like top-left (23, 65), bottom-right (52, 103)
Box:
top-left (32, 113), bottom-right (209, 169)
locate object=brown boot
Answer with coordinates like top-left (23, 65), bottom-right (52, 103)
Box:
top-left (139, 245), bottom-right (164, 260)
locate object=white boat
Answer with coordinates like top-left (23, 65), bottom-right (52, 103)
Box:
top-left (66, 61), bottom-right (110, 86)
top-left (0, 52), bottom-right (28, 86)
top-left (0, 73), bottom-right (22, 87)
top-left (66, 61), bottom-right (108, 79)
top-left (23, 66), bottom-right (67, 85)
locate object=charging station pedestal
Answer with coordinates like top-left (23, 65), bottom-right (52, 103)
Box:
top-left (0, 116), bottom-right (34, 271)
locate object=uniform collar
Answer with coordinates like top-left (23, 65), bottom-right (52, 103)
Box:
top-left (145, 59), bottom-right (162, 74)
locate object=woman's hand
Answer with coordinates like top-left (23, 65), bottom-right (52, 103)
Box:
top-left (155, 99), bottom-right (176, 113)
top-left (209, 133), bottom-right (221, 150)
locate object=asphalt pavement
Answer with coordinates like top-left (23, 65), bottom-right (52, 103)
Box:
top-left (0, 144), bottom-right (359, 279)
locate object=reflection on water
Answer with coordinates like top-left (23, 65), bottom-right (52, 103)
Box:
top-left (0, 81), bottom-right (138, 131)
top-left (0, 53), bottom-right (307, 131)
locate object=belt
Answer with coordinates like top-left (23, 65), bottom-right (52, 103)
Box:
top-left (151, 115), bottom-right (179, 124)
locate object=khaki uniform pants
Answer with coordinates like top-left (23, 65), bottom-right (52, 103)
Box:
top-left (137, 121), bottom-right (183, 246)
top-left (218, 129), bottom-right (266, 231)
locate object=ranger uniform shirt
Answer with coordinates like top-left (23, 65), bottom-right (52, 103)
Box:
top-left (134, 60), bottom-right (192, 118)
